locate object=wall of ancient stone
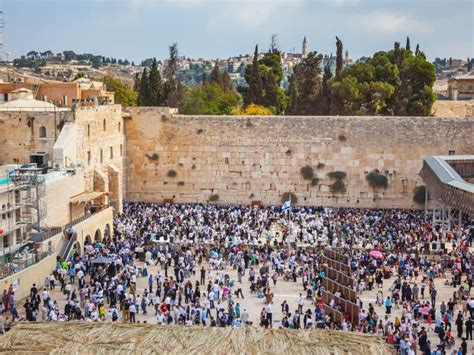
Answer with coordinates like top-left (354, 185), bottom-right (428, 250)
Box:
top-left (0, 110), bottom-right (72, 165)
top-left (73, 105), bottom-right (125, 213)
top-left (124, 108), bottom-right (474, 209)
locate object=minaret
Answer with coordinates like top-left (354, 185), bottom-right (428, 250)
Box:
top-left (345, 49), bottom-right (349, 65)
top-left (302, 36), bottom-right (308, 58)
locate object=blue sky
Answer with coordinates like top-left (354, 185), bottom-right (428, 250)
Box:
top-left (3, 0), bottom-right (473, 62)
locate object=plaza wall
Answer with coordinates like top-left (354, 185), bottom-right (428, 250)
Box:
top-left (124, 108), bottom-right (474, 209)
top-left (0, 207), bottom-right (114, 300)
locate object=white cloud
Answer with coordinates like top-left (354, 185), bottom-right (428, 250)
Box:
top-left (206, 0), bottom-right (304, 31)
top-left (355, 11), bottom-right (433, 35)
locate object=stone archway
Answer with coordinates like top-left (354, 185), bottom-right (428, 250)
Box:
top-left (104, 224), bottom-right (111, 238)
top-left (94, 229), bottom-right (102, 242)
top-left (85, 235), bottom-right (92, 246)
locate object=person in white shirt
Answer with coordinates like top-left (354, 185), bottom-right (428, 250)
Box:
top-left (266, 304), bottom-right (273, 328)
top-left (129, 303), bottom-right (137, 323)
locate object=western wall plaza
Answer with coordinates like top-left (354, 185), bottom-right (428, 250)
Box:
top-left (0, 1), bottom-right (473, 354)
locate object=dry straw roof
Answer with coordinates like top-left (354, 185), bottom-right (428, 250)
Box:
top-left (0, 322), bottom-right (394, 355)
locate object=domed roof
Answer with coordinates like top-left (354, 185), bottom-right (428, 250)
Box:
top-left (0, 87), bottom-right (58, 111)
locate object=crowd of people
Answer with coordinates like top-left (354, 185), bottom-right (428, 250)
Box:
top-left (1, 202), bottom-right (473, 354)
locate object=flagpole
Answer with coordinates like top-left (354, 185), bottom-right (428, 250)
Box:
top-left (288, 198), bottom-right (291, 257)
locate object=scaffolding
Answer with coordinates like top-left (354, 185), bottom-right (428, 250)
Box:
top-left (1, 164), bottom-right (47, 261)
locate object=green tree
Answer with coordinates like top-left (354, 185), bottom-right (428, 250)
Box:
top-left (287, 52), bottom-right (324, 115)
top-left (148, 58), bottom-right (163, 105)
top-left (182, 83), bottom-right (240, 115)
top-left (138, 67), bottom-right (150, 106)
top-left (405, 36), bottom-right (411, 52)
top-left (336, 36), bottom-right (343, 76)
top-left (329, 40), bottom-right (435, 116)
top-left (103, 76), bottom-right (138, 107)
top-left (163, 43), bottom-right (186, 109)
top-left (321, 63), bottom-right (332, 114)
top-left (245, 45), bottom-right (264, 106)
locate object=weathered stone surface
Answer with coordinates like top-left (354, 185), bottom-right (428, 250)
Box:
top-left (124, 108), bottom-right (474, 208)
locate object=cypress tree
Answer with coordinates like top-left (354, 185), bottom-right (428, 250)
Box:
top-left (321, 63), bottom-right (332, 114)
top-left (246, 45), bottom-right (264, 106)
top-left (336, 36), bottom-right (343, 76)
top-left (405, 36), bottom-right (411, 51)
top-left (138, 67), bottom-right (149, 106)
top-left (148, 58), bottom-right (162, 106)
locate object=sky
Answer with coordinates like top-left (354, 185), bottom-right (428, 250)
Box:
top-left (2, 0), bottom-right (473, 62)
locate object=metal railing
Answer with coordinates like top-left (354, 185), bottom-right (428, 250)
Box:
top-left (64, 206), bottom-right (108, 230)
top-left (0, 236), bottom-right (62, 280)
top-left (59, 233), bottom-right (76, 261)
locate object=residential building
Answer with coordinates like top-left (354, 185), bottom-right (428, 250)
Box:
top-left (447, 73), bottom-right (474, 100)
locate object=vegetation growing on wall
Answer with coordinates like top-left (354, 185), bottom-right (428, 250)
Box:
top-left (330, 179), bottom-right (346, 194)
top-left (300, 165), bottom-right (314, 180)
top-left (167, 169), bottom-right (177, 178)
top-left (311, 177), bottom-right (320, 187)
top-left (327, 170), bottom-right (347, 194)
top-left (317, 162), bottom-right (325, 169)
top-left (327, 171), bottom-right (347, 181)
top-left (209, 194), bottom-right (219, 202)
top-left (366, 170), bottom-right (389, 189)
top-left (413, 185), bottom-right (428, 204)
top-left (146, 153), bottom-right (159, 161)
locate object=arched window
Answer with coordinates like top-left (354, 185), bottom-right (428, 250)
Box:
top-left (118, 122), bottom-right (121, 132)
top-left (87, 124), bottom-right (90, 137)
top-left (103, 119), bottom-right (106, 131)
top-left (39, 126), bottom-right (47, 138)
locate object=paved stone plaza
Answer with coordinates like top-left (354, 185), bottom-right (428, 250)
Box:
top-left (42, 257), bottom-right (473, 352)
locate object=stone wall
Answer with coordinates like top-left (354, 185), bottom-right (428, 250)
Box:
top-left (73, 105), bottom-right (125, 213)
top-left (0, 110), bottom-right (71, 165)
top-left (124, 108), bottom-right (474, 209)
top-left (432, 100), bottom-right (474, 118)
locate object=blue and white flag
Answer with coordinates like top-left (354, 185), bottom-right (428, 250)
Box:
top-left (281, 199), bottom-right (291, 213)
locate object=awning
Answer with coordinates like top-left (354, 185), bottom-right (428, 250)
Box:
top-left (70, 191), bottom-right (107, 204)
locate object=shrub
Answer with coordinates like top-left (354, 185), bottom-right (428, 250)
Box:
top-left (366, 171), bottom-right (389, 189)
top-left (338, 134), bottom-right (347, 142)
top-left (167, 169), bottom-right (177, 178)
top-left (316, 162), bottom-right (325, 169)
top-left (285, 149), bottom-right (292, 156)
top-left (249, 193), bottom-right (255, 198)
top-left (413, 186), bottom-right (428, 204)
top-left (246, 119), bottom-right (253, 127)
top-left (163, 181), bottom-right (168, 185)
top-left (161, 114), bottom-right (169, 122)
top-left (300, 165), bottom-right (314, 180)
top-left (146, 153), bottom-right (159, 161)
top-left (177, 181), bottom-right (185, 186)
top-left (197, 129), bottom-right (203, 134)
top-left (191, 164), bottom-right (196, 170)
top-left (209, 194), bottom-right (219, 202)
top-left (327, 171), bottom-right (347, 180)
top-left (311, 177), bottom-right (320, 187)
top-left (330, 180), bottom-right (346, 194)
top-left (281, 192), bottom-right (298, 204)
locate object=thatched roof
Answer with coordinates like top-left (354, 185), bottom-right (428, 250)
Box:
top-left (0, 322), bottom-right (394, 355)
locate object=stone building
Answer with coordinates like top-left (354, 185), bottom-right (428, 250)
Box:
top-left (0, 78), bottom-right (114, 108)
top-left (447, 73), bottom-right (474, 100)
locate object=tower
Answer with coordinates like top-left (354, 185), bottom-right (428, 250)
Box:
top-left (302, 36), bottom-right (308, 58)
top-left (345, 49), bottom-right (350, 66)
